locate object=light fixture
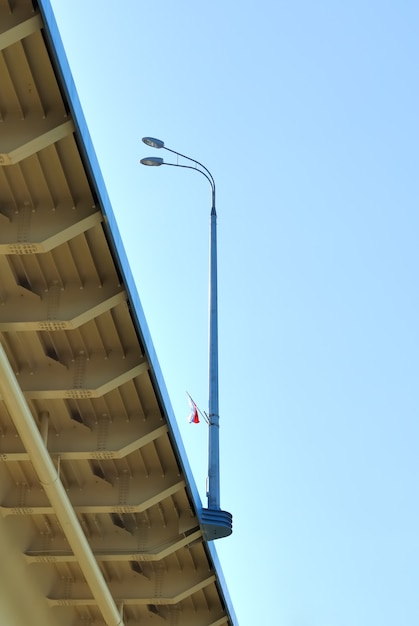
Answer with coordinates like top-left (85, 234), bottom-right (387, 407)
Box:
top-left (142, 137), bottom-right (165, 149)
top-left (140, 157), bottom-right (164, 166)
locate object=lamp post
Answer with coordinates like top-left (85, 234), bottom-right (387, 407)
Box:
top-left (140, 137), bottom-right (232, 540)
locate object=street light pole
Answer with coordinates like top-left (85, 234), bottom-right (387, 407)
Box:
top-left (208, 181), bottom-right (219, 511)
top-left (141, 137), bottom-right (232, 539)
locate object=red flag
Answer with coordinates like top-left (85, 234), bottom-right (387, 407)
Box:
top-left (187, 395), bottom-right (200, 424)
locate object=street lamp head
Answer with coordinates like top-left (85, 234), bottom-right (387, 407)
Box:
top-left (140, 157), bottom-right (164, 167)
top-left (142, 137), bottom-right (165, 149)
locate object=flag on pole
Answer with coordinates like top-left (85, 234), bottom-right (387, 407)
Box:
top-left (187, 394), bottom-right (200, 424)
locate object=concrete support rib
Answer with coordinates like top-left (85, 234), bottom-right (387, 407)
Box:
top-left (24, 529), bottom-right (203, 563)
top-left (0, 118), bottom-right (74, 166)
top-left (0, 14), bottom-right (43, 51)
top-left (0, 343), bottom-right (124, 626)
top-left (0, 424), bottom-right (168, 461)
top-left (17, 354), bottom-right (148, 400)
top-left (46, 574), bottom-right (216, 606)
top-left (0, 479), bottom-right (185, 516)
top-left (0, 209), bottom-right (102, 254)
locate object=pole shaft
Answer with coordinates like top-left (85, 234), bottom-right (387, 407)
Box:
top-left (208, 197), bottom-right (220, 510)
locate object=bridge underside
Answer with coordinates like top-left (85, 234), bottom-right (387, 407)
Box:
top-left (0, 1), bottom-right (234, 625)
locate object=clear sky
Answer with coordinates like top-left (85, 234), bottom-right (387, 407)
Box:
top-left (49, 2), bottom-right (419, 624)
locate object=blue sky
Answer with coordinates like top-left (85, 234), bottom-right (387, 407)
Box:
top-left (49, 2), bottom-right (419, 624)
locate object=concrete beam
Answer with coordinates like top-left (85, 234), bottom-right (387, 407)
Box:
top-left (24, 529), bottom-right (202, 563)
top-left (0, 14), bottom-right (42, 51)
top-left (46, 574), bottom-right (216, 606)
top-left (0, 113), bottom-right (74, 166)
top-left (0, 283), bottom-right (126, 330)
top-left (0, 424), bottom-right (168, 461)
top-left (0, 208), bottom-right (102, 255)
top-left (0, 479), bottom-right (185, 515)
top-left (17, 353), bottom-right (148, 399)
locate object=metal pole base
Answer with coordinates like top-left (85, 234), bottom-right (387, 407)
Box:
top-left (201, 508), bottom-right (233, 541)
